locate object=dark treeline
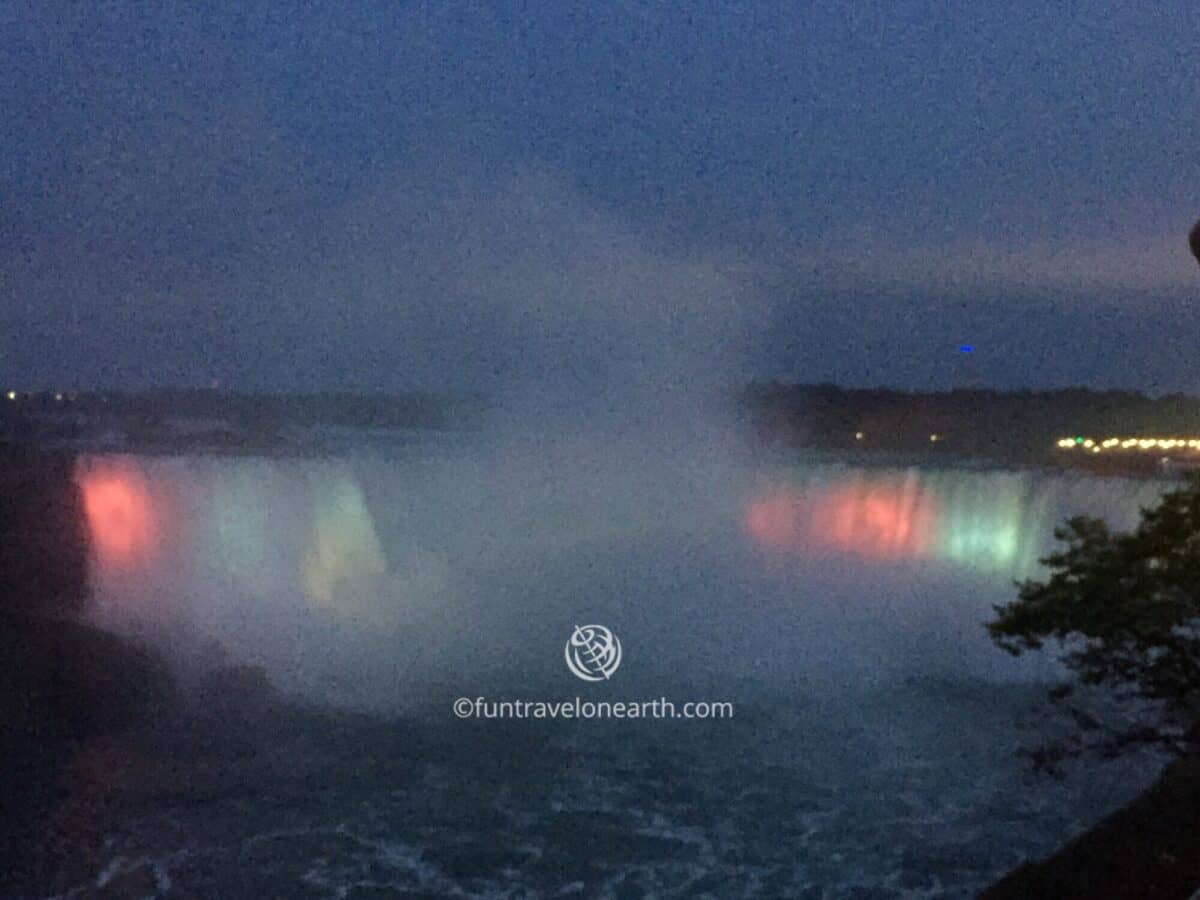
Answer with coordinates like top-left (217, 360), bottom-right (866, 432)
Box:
top-left (745, 382), bottom-right (1200, 464)
top-left (2, 388), bottom-right (470, 428)
top-left (0, 389), bottom-right (481, 452)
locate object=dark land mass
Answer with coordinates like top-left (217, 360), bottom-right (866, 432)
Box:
top-left (746, 382), bottom-right (1200, 474)
top-left (0, 389), bottom-right (478, 454)
top-left (981, 756), bottom-right (1200, 899)
top-left (6, 383), bottom-right (1200, 472)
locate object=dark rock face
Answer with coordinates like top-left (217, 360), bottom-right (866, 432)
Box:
top-left (0, 445), bottom-right (89, 619)
top-left (0, 617), bottom-right (173, 739)
top-left (0, 447), bottom-right (175, 894)
top-left (981, 757), bottom-right (1200, 900)
top-left (0, 446), bottom-right (174, 737)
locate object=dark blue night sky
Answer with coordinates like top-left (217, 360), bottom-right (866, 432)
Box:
top-left (2, 2), bottom-right (1197, 393)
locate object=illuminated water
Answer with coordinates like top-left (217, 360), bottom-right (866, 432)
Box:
top-left (62, 442), bottom-right (1169, 897)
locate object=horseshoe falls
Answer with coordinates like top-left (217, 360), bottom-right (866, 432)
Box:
top-left (66, 442), bottom-right (1169, 897)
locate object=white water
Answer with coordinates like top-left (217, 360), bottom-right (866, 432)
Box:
top-left (77, 440), bottom-right (1168, 709)
top-left (71, 439), bottom-right (1173, 896)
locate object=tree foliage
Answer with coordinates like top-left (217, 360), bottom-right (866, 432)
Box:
top-left (990, 475), bottom-right (1200, 755)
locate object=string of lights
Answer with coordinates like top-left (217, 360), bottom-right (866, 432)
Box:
top-left (1056, 436), bottom-right (1200, 453)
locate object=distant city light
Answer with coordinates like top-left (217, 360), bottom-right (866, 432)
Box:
top-left (5, 390), bottom-right (15, 401)
top-left (855, 431), bottom-right (864, 440)
top-left (1057, 436), bottom-right (1200, 454)
top-left (54, 392), bottom-right (63, 401)
top-left (929, 434), bottom-right (939, 442)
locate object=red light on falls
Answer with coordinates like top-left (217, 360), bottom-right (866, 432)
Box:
top-left (823, 486), bottom-right (932, 559)
top-left (81, 469), bottom-right (155, 566)
top-left (744, 481), bottom-right (937, 561)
